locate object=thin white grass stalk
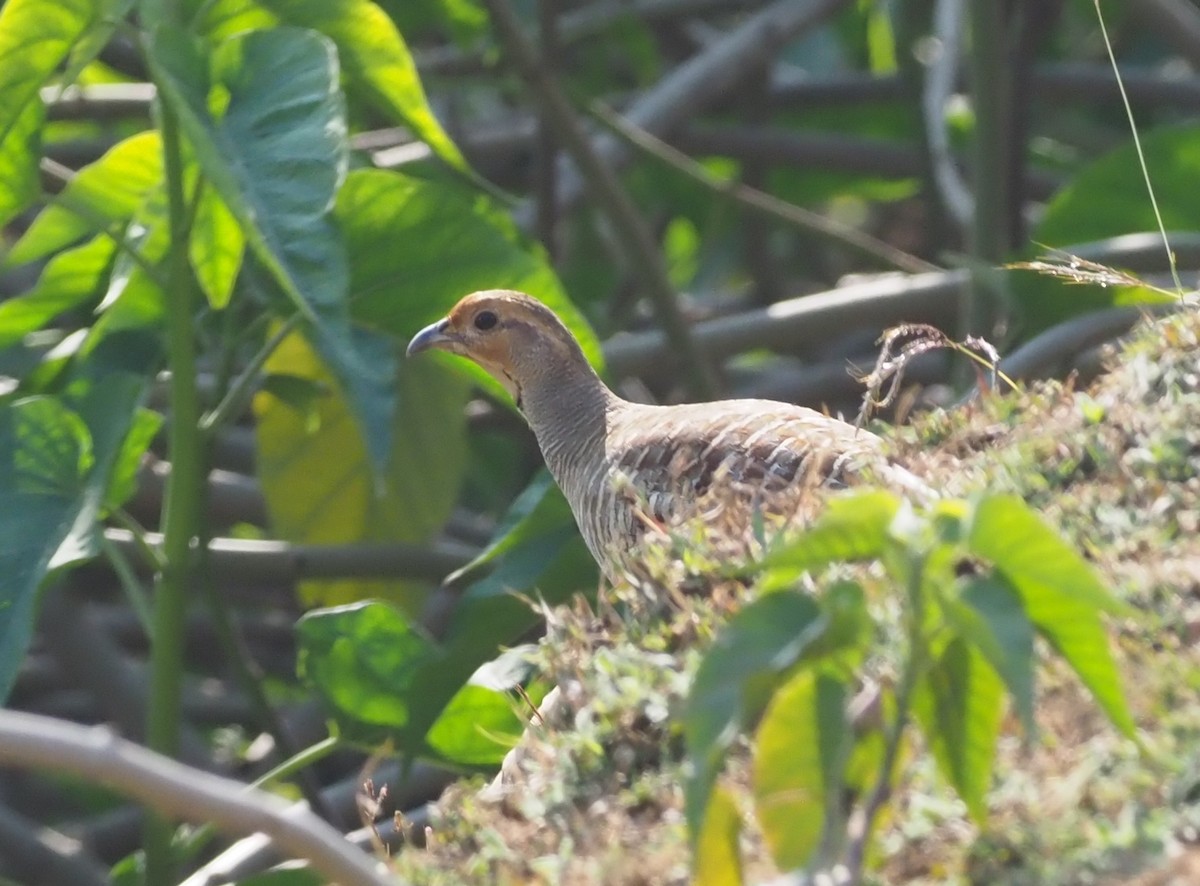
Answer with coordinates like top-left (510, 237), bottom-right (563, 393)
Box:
top-left (1093, 0), bottom-right (1184, 297)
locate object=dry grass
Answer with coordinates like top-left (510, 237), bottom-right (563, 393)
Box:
top-left (392, 308), bottom-right (1200, 885)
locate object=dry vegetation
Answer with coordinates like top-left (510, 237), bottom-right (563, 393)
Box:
top-left (389, 307), bottom-right (1200, 885)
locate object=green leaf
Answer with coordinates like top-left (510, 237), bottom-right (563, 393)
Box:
top-left (967, 495), bottom-right (1134, 735)
top-left (947, 577), bottom-right (1036, 736)
top-left (58, 0), bottom-right (137, 89)
top-left (260, 0), bottom-right (471, 175)
top-left (104, 407), bottom-right (163, 511)
top-left (912, 637), bottom-right (1004, 823)
top-left (255, 330), bottom-right (459, 610)
top-left (425, 683), bottom-right (523, 766)
top-left (148, 26), bottom-right (393, 470)
top-left (1015, 124), bottom-right (1200, 333)
top-left (0, 0), bottom-right (93, 159)
top-left (0, 365), bottom-right (148, 701)
top-left (969, 495), bottom-right (1126, 615)
top-left (0, 100), bottom-right (40, 229)
top-left (757, 490), bottom-right (900, 585)
top-left (685, 592), bottom-right (825, 835)
top-left (753, 671), bottom-right (848, 871)
top-left (441, 508), bottom-right (595, 664)
top-left (296, 600), bottom-right (442, 739)
top-left (445, 471), bottom-right (573, 584)
top-left (337, 168), bottom-right (603, 369)
top-left (7, 131), bottom-right (163, 267)
top-left (0, 238), bottom-right (116, 349)
top-left (189, 185), bottom-right (244, 310)
top-left (694, 786), bottom-right (743, 886)
top-left (193, 0), bottom-right (280, 41)
top-left (228, 869), bottom-right (324, 886)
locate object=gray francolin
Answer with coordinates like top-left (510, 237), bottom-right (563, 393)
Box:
top-left (408, 290), bottom-right (923, 580)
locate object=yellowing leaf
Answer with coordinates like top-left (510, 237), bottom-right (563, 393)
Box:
top-left (255, 331), bottom-right (467, 610)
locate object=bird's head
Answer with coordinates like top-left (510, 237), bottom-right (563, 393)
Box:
top-left (406, 290), bottom-right (593, 405)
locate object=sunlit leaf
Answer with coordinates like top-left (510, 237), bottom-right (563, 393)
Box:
top-left (912, 637), bottom-right (1004, 822)
top-left (296, 600), bottom-right (442, 742)
top-left (188, 185), bottom-right (243, 310)
top-left (685, 592), bottom-right (824, 834)
top-left (425, 683), bottom-right (523, 766)
top-left (337, 169), bottom-right (603, 372)
top-left (0, 238), bottom-right (115, 349)
top-left (255, 331), bottom-right (462, 610)
top-left (947, 577), bottom-right (1036, 736)
top-left (757, 490), bottom-right (900, 586)
top-left (0, 0), bottom-right (94, 176)
top-left (968, 495), bottom-right (1134, 736)
top-left (6, 131), bottom-right (162, 267)
top-left (261, 0), bottom-right (471, 174)
top-left (694, 786), bottom-right (743, 886)
top-left (0, 101), bottom-right (40, 229)
top-left (753, 671), bottom-right (848, 870)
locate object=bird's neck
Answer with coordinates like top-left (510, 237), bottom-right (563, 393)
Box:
top-left (518, 362), bottom-right (617, 492)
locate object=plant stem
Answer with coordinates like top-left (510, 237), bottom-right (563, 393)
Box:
top-left (176, 736), bottom-right (342, 860)
top-left (479, 0), bottom-right (719, 399)
top-left (200, 312), bottom-right (302, 436)
top-left (845, 562), bottom-right (926, 884)
top-left (965, 0), bottom-right (1014, 339)
top-left (143, 96), bottom-right (206, 886)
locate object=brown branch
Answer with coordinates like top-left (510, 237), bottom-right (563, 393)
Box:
top-left (0, 711), bottom-right (392, 886)
top-left (481, 0), bottom-right (720, 397)
top-left (592, 103), bottom-right (940, 273)
top-left (103, 529), bottom-right (477, 585)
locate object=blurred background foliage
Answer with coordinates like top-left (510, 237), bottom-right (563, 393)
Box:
top-left (0, 0), bottom-right (1196, 882)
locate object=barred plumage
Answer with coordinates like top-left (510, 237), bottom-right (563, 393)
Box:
top-left (408, 290), bottom-right (920, 579)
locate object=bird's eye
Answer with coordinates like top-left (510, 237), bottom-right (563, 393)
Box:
top-left (474, 310), bottom-right (498, 331)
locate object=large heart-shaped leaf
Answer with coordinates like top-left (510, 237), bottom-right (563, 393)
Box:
top-left (338, 168), bottom-right (603, 368)
top-left (255, 330), bottom-right (462, 609)
top-left (260, 0), bottom-right (471, 175)
top-left (147, 25), bottom-right (393, 470)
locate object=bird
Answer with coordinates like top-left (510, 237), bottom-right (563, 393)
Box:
top-left (407, 290), bottom-right (921, 580)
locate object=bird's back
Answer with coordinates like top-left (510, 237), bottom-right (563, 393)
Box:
top-left (568, 398), bottom-right (887, 574)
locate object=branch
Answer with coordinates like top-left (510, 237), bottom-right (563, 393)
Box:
top-left (179, 761), bottom-right (454, 886)
top-left (602, 269), bottom-right (968, 378)
top-left (103, 528), bottom-right (478, 585)
top-left (1130, 0), bottom-right (1200, 68)
top-left (0, 711), bottom-right (392, 886)
top-left (481, 0), bottom-right (719, 397)
top-left (591, 102), bottom-right (939, 273)
top-left (0, 802), bottom-right (108, 886)
top-left (533, 0), bottom-right (852, 219)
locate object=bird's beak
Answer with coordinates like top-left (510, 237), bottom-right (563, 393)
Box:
top-left (406, 318), bottom-right (455, 357)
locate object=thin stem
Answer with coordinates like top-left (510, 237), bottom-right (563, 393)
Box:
top-left (111, 507), bottom-right (167, 571)
top-left (100, 532), bottom-right (155, 637)
top-left (143, 95), bottom-right (207, 886)
top-left (845, 561), bottom-right (926, 884)
top-left (200, 313), bottom-right (302, 436)
top-left (480, 0), bottom-right (719, 398)
top-left (38, 158), bottom-right (170, 290)
top-left (1094, 0), bottom-right (1184, 296)
top-left (177, 736), bottom-right (342, 860)
top-left (965, 0), bottom-right (1014, 339)
top-left (591, 101), bottom-right (939, 275)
